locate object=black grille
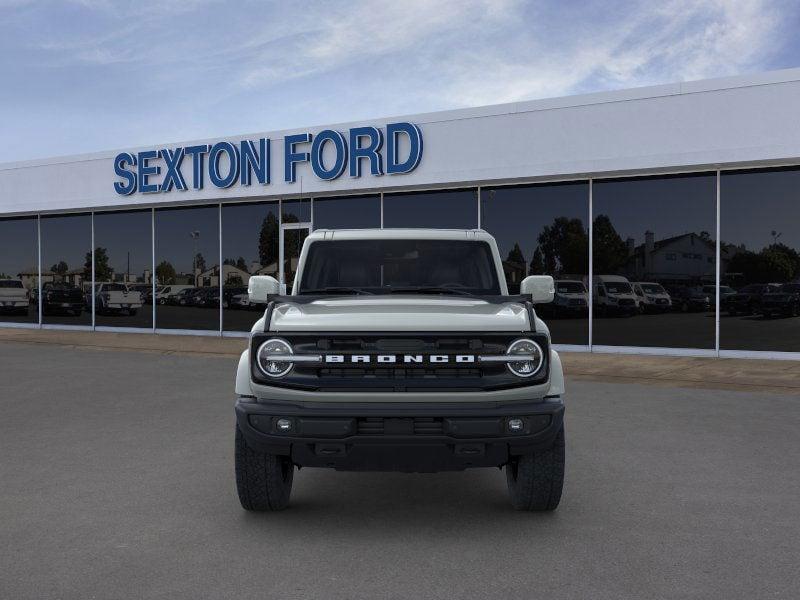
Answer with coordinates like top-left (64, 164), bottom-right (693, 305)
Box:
top-left (319, 367), bottom-right (485, 379)
top-left (356, 417), bottom-right (444, 435)
top-left (251, 332), bottom-right (550, 391)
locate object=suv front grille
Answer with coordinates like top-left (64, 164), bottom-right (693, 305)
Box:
top-left (356, 417), bottom-right (445, 435)
top-left (319, 367), bottom-right (485, 379)
top-left (251, 332), bottom-right (550, 391)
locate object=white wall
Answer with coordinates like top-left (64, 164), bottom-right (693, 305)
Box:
top-left (2, 69), bottom-right (800, 215)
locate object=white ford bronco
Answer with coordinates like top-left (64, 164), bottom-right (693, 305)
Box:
top-left (234, 229), bottom-right (565, 511)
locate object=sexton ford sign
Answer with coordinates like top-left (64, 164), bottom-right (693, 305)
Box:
top-left (112, 122), bottom-right (423, 195)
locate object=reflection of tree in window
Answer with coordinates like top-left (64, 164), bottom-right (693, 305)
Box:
top-left (592, 215), bottom-right (628, 274)
top-left (726, 242), bottom-right (800, 284)
top-left (258, 213), bottom-right (279, 269)
top-left (194, 253), bottom-right (206, 273)
top-left (503, 243), bottom-right (526, 286)
top-left (83, 247), bottom-right (113, 282)
top-left (535, 217), bottom-right (589, 276)
top-left (156, 261), bottom-right (176, 284)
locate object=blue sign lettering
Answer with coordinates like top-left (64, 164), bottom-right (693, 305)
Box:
top-left (113, 122), bottom-right (422, 194)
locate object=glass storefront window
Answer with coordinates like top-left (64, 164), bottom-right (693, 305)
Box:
top-left (154, 205), bottom-right (219, 331)
top-left (282, 198), bottom-right (311, 224)
top-left (721, 167), bottom-right (800, 352)
top-left (592, 173), bottom-right (717, 349)
top-left (93, 210), bottom-right (153, 329)
top-left (481, 182), bottom-right (589, 346)
top-left (0, 217), bottom-right (39, 324)
top-left (313, 195), bottom-right (381, 229)
top-left (40, 213), bottom-right (92, 326)
top-left (383, 189), bottom-right (478, 229)
top-left (221, 202), bottom-right (279, 332)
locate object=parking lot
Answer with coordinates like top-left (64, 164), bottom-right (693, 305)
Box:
top-left (1, 341), bottom-right (799, 599)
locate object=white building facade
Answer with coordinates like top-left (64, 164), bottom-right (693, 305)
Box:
top-left (2, 69), bottom-right (800, 358)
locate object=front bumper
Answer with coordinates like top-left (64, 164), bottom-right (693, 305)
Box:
top-left (235, 396), bottom-right (564, 472)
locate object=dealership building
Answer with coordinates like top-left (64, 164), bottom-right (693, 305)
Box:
top-left (2, 68), bottom-right (800, 359)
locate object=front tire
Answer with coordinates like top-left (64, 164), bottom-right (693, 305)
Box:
top-left (235, 425), bottom-right (294, 511)
top-left (506, 425), bottom-right (565, 511)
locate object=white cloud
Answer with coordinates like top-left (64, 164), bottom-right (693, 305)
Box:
top-left (428, 0), bottom-right (785, 107)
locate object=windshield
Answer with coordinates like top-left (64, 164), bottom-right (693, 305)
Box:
top-left (0, 280), bottom-right (23, 288)
top-left (640, 284), bottom-right (665, 294)
top-left (605, 282), bottom-right (632, 294)
top-left (299, 239), bottom-right (501, 295)
top-left (557, 282), bottom-right (585, 294)
top-left (98, 283), bottom-right (127, 291)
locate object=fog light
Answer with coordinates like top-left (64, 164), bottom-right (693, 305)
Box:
top-left (507, 418), bottom-right (524, 432)
top-left (276, 418), bottom-right (293, 432)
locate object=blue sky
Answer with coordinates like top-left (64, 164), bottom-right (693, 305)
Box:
top-left (1, 0), bottom-right (799, 163)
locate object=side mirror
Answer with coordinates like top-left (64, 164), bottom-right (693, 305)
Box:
top-left (248, 275), bottom-right (281, 304)
top-left (520, 275), bottom-right (554, 304)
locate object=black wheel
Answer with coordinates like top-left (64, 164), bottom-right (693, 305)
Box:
top-left (235, 425), bottom-right (294, 511)
top-left (506, 425), bottom-right (565, 511)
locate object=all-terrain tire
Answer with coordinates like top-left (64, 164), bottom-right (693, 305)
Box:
top-left (506, 425), bottom-right (565, 511)
top-left (235, 425), bottom-right (294, 511)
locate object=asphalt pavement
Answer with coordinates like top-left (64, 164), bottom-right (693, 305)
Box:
top-left (1, 341), bottom-right (799, 599)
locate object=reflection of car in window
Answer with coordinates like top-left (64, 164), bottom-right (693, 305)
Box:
top-left (169, 287), bottom-right (198, 306)
top-left (703, 285), bottom-right (736, 305)
top-left (157, 285), bottom-right (194, 305)
top-left (0, 279), bottom-right (30, 315)
top-left (759, 283), bottom-right (800, 318)
top-left (632, 282), bottom-right (672, 313)
top-left (40, 282), bottom-right (85, 316)
top-left (542, 280), bottom-right (588, 317)
top-left (190, 286), bottom-right (220, 308)
top-left (592, 275), bottom-right (638, 316)
top-left (91, 283), bottom-right (143, 316)
top-left (726, 283), bottom-right (780, 316)
top-left (222, 286), bottom-right (248, 309)
top-left (666, 286), bottom-right (711, 313)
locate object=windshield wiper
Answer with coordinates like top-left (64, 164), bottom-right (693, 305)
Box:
top-left (386, 286), bottom-right (476, 297)
top-left (300, 287), bottom-right (374, 295)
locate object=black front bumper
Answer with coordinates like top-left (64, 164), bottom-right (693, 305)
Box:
top-left (235, 396), bottom-right (564, 472)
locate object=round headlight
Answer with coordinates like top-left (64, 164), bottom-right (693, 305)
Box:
top-left (506, 338), bottom-right (544, 378)
top-left (256, 338), bottom-right (293, 378)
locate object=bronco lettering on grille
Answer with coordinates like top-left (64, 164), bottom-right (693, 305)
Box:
top-left (323, 354), bottom-right (476, 364)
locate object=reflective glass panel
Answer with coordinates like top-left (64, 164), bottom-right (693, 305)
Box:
top-left (383, 189), bottom-right (478, 229)
top-left (40, 214), bottom-right (92, 325)
top-left (481, 182), bottom-right (589, 346)
top-left (221, 202), bottom-right (279, 332)
top-left (592, 173), bottom-right (717, 349)
top-left (154, 205), bottom-right (219, 331)
top-left (93, 210), bottom-right (153, 329)
top-left (282, 198), bottom-right (311, 224)
top-left (313, 195), bottom-right (381, 229)
top-left (721, 167), bottom-right (800, 352)
top-left (0, 217), bottom-right (38, 323)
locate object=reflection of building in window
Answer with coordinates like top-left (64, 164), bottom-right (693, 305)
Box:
top-left (625, 231), bottom-right (722, 284)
